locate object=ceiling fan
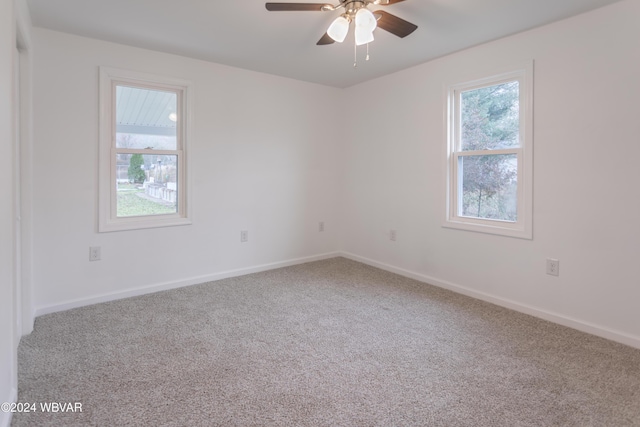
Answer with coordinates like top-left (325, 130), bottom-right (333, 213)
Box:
top-left (265, 0), bottom-right (418, 46)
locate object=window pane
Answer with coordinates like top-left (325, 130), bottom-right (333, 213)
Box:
top-left (459, 154), bottom-right (517, 221)
top-left (116, 154), bottom-right (178, 217)
top-left (115, 85), bottom-right (177, 150)
top-left (461, 81), bottom-right (519, 151)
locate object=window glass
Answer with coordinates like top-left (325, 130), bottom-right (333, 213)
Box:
top-left (116, 154), bottom-right (178, 217)
top-left (461, 81), bottom-right (519, 151)
top-left (115, 85), bottom-right (178, 150)
top-left (459, 154), bottom-right (517, 221)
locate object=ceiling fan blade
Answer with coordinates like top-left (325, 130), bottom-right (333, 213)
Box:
top-left (265, 3), bottom-right (330, 11)
top-left (375, 10), bottom-right (418, 38)
top-left (317, 33), bottom-right (335, 45)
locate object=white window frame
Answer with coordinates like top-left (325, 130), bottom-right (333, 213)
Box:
top-left (444, 62), bottom-right (533, 239)
top-left (99, 67), bottom-right (192, 232)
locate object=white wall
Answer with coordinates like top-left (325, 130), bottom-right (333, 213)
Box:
top-left (31, 29), bottom-right (342, 314)
top-left (1, 0), bottom-right (17, 424)
top-left (341, 0), bottom-right (640, 346)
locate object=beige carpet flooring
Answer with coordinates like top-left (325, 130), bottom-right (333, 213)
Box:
top-left (12, 257), bottom-right (640, 426)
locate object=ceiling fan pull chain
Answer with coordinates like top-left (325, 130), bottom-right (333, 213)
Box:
top-left (366, 43), bottom-right (370, 61)
top-left (353, 38), bottom-right (358, 68)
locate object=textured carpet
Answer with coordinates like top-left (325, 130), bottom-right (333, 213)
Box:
top-left (13, 257), bottom-right (640, 426)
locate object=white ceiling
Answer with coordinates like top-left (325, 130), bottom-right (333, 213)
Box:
top-left (27, 0), bottom-right (623, 88)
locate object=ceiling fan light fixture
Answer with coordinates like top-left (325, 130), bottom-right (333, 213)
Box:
top-left (355, 7), bottom-right (377, 32)
top-left (327, 15), bottom-right (350, 43)
top-left (355, 26), bottom-right (374, 46)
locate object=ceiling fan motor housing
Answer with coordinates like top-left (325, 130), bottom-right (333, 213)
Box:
top-left (344, 1), bottom-right (367, 15)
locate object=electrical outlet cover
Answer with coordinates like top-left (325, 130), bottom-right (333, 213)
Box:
top-left (89, 246), bottom-right (101, 261)
top-left (546, 258), bottom-right (559, 276)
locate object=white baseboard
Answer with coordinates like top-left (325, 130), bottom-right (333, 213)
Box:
top-left (35, 252), bottom-right (341, 317)
top-left (339, 251), bottom-right (640, 350)
top-left (0, 388), bottom-right (17, 427)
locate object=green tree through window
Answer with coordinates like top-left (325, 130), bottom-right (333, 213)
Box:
top-left (127, 153), bottom-right (146, 184)
top-left (460, 81), bottom-right (519, 221)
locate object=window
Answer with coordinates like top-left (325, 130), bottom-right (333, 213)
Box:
top-left (445, 63), bottom-right (533, 239)
top-left (99, 67), bottom-right (192, 232)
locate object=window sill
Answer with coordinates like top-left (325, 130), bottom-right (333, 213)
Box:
top-left (99, 215), bottom-right (192, 233)
top-left (443, 217), bottom-right (532, 240)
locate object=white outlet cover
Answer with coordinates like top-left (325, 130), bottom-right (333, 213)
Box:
top-left (89, 246), bottom-right (101, 261)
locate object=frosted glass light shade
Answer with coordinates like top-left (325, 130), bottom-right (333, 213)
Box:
top-left (327, 16), bottom-right (350, 43)
top-left (355, 8), bottom-right (377, 32)
top-left (355, 27), bottom-right (374, 46)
